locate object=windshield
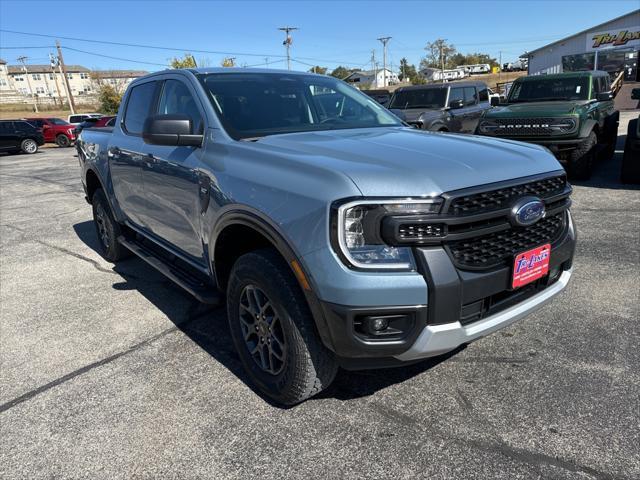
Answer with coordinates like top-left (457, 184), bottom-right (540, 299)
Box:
top-left (508, 77), bottom-right (590, 102)
top-left (197, 73), bottom-right (401, 139)
top-left (388, 88), bottom-right (447, 109)
top-left (48, 118), bottom-right (69, 125)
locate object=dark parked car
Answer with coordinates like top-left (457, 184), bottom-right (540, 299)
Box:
top-left (388, 81), bottom-right (492, 132)
top-left (0, 120), bottom-right (45, 154)
top-left (24, 117), bottom-right (76, 147)
top-left (361, 89), bottom-right (391, 106)
top-left (621, 87), bottom-right (640, 184)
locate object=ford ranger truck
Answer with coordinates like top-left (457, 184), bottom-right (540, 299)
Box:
top-left (477, 71), bottom-right (618, 180)
top-left (77, 69), bottom-right (576, 405)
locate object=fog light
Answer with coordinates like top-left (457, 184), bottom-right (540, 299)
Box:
top-left (370, 317), bottom-right (389, 332)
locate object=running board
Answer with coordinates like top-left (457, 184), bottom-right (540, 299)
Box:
top-left (117, 236), bottom-right (222, 305)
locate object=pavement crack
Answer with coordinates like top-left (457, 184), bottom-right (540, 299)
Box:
top-left (2, 223), bottom-right (117, 275)
top-left (367, 402), bottom-right (619, 480)
top-left (0, 325), bottom-right (178, 414)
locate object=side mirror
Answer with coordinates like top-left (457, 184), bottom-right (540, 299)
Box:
top-left (490, 96), bottom-right (500, 107)
top-left (631, 88), bottom-right (640, 100)
top-left (448, 99), bottom-right (464, 109)
top-left (142, 114), bottom-right (203, 147)
top-left (596, 91), bottom-right (613, 101)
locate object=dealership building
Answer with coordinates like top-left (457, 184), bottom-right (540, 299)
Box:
top-left (526, 10), bottom-right (640, 81)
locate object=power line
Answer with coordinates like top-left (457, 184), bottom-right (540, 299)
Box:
top-left (62, 46), bottom-right (170, 67)
top-left (0, 28), bottom-right (288, 59)
top-left (0, 45), bottom-right (55, 49)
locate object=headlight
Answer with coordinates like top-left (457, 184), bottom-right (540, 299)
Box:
top-left (334, 199), bottom-right (441, 270)
top-left (549, 118), bottom-right (576, 133)
top-left (478, 120), bottom-right (500, 134)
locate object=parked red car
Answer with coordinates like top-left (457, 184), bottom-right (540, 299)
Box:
top-left (24, 118), bottom-right (76, 147)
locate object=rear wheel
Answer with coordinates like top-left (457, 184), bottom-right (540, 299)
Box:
top-left (227, 249), bottom-right (338, 405)
top-left (567, 131), bottom-right (597, 180)
top-left (56, 134), bottom-right (71, 147)
top-left (91, 189), bottom-right (129, 262)
top-left (21, 138), bottom-right (38, 154)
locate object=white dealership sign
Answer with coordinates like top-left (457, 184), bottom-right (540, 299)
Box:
top-left (586, 27), bottom-right (640, 51)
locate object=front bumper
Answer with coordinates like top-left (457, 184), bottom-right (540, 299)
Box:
top-left (312, 210), bottom-right (576, 369)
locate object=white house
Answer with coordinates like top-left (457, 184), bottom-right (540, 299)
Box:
top-left (343, 68), bottom-right (399, 88)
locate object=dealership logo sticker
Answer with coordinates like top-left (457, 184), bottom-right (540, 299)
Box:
top-left (512, 244), bottom-right (550, 289)
top-left (587, 27), bottom-right (640, 50)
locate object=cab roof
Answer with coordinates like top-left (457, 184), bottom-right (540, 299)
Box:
top-left (517, 70), bottom-right (609, 82)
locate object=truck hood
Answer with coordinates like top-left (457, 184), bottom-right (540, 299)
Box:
top-left (487, 100), bottom-right (590, 117)
top-left (255, 127), bottom-right (562, 197)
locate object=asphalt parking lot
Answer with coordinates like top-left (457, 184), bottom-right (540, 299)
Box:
top-left (1, 114), bottom-right (639, 479)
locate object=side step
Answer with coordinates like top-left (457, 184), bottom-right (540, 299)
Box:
top-left (117, 236), bottom-right (222, 305)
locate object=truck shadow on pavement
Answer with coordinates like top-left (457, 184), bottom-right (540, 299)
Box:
top-left (73, 220), bottom-right (462, 407)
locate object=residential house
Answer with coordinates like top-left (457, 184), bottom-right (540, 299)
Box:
top-left (343, 68), bottom-right (399, 88)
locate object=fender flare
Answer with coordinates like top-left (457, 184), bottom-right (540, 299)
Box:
top-left (210, 207), bottom-right (336, 352)
top-left (578, 118), bottom-right (598, 139)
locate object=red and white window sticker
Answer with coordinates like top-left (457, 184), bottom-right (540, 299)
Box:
top-left (512, 244), bottom-right (551, 289)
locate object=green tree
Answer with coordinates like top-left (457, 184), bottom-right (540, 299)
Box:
top-left (97, 84), bottom-right (122, 115)
top-left (308, 66), bottom-right (327, 74)
top-left (398, 57), bottom-right (423, 84)
top-left (330, 66), bottom-right (353, 79)
top-left (170, 54), bottom-right (197, 69)
top-left (421, 39), bottom-right (457, 70)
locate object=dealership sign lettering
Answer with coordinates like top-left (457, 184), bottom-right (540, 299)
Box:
top-left (587, 27), bottom-right (640, 51)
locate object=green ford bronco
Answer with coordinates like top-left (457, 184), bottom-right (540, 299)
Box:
top-left (477, 71), bottom-right (619, 179)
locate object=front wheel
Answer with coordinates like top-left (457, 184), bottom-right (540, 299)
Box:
top-left (227, 249), bottom-right (338, 405)
top-left (21, 138), bottom-right (38, 154)
top-left (567, 131), bottom-right (597, 180)
top-left (56, 134), bottom-right (71, 147)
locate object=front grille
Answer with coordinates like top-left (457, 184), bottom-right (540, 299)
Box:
top-left (447, 212), bottom-right (565, 269)
top-left (487, 117), bottom-right (576, 136)
top-left (447, 175), bottom-right (566, 216)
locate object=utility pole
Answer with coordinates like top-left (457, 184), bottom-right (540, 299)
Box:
top-left (17, 56), bottom-right (38, 113)
top-left (264, 57), bottom-right (269, 68)
top-left (377, 36), bottom-right (391, 87)
top-left (371, 50), bottom-right (377, 86)
top-left (439, 41), bottom-right (445, 83)
top-left (49, 53), bottom-right (63, 108)
top-left (499, 50), bottom-right (502, 82)
top-left (278, 26), bottom-right (298, 70)
top-left (56, 41), bottom-right (76, 113)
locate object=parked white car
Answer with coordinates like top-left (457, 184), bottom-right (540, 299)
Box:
top-left (68, 113), bottom-right (103, 125)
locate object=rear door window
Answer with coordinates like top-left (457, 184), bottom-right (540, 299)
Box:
top-left (463, 87), bottom-right (478, 106)
top-left (123, 81), bottom-right (157, 135)
top-left (448, 87), bottom-right (464, 106)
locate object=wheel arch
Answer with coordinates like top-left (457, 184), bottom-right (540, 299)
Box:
top-left (210, 208), bottom-right (335, 351)
top-left (85, 168), bottom-right (105, 204)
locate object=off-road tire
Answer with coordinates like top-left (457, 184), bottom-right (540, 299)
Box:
top-left (227, 248), bottom-right (338, 405)
top-left (621, 119), bottom-right (640, 184)
top-left (567, 131), bottom-right (597, 180)
top-left (56, 134), bottom-right (71, 147)
top-left (601, 115), bottom-right (619, 161)
top-left (91, 189), bottom-right (129, 262)
top-left (21, 138), bottom-right (38, 154)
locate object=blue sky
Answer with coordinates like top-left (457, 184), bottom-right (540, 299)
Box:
top-left (0, 0), bottom-right (638, 72)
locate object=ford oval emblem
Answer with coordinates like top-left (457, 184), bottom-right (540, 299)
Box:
top-left (510, 197), bottom-right (546, 226)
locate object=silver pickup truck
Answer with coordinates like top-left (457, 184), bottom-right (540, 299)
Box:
top-left (77, 68), bottom-right (576, 405)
